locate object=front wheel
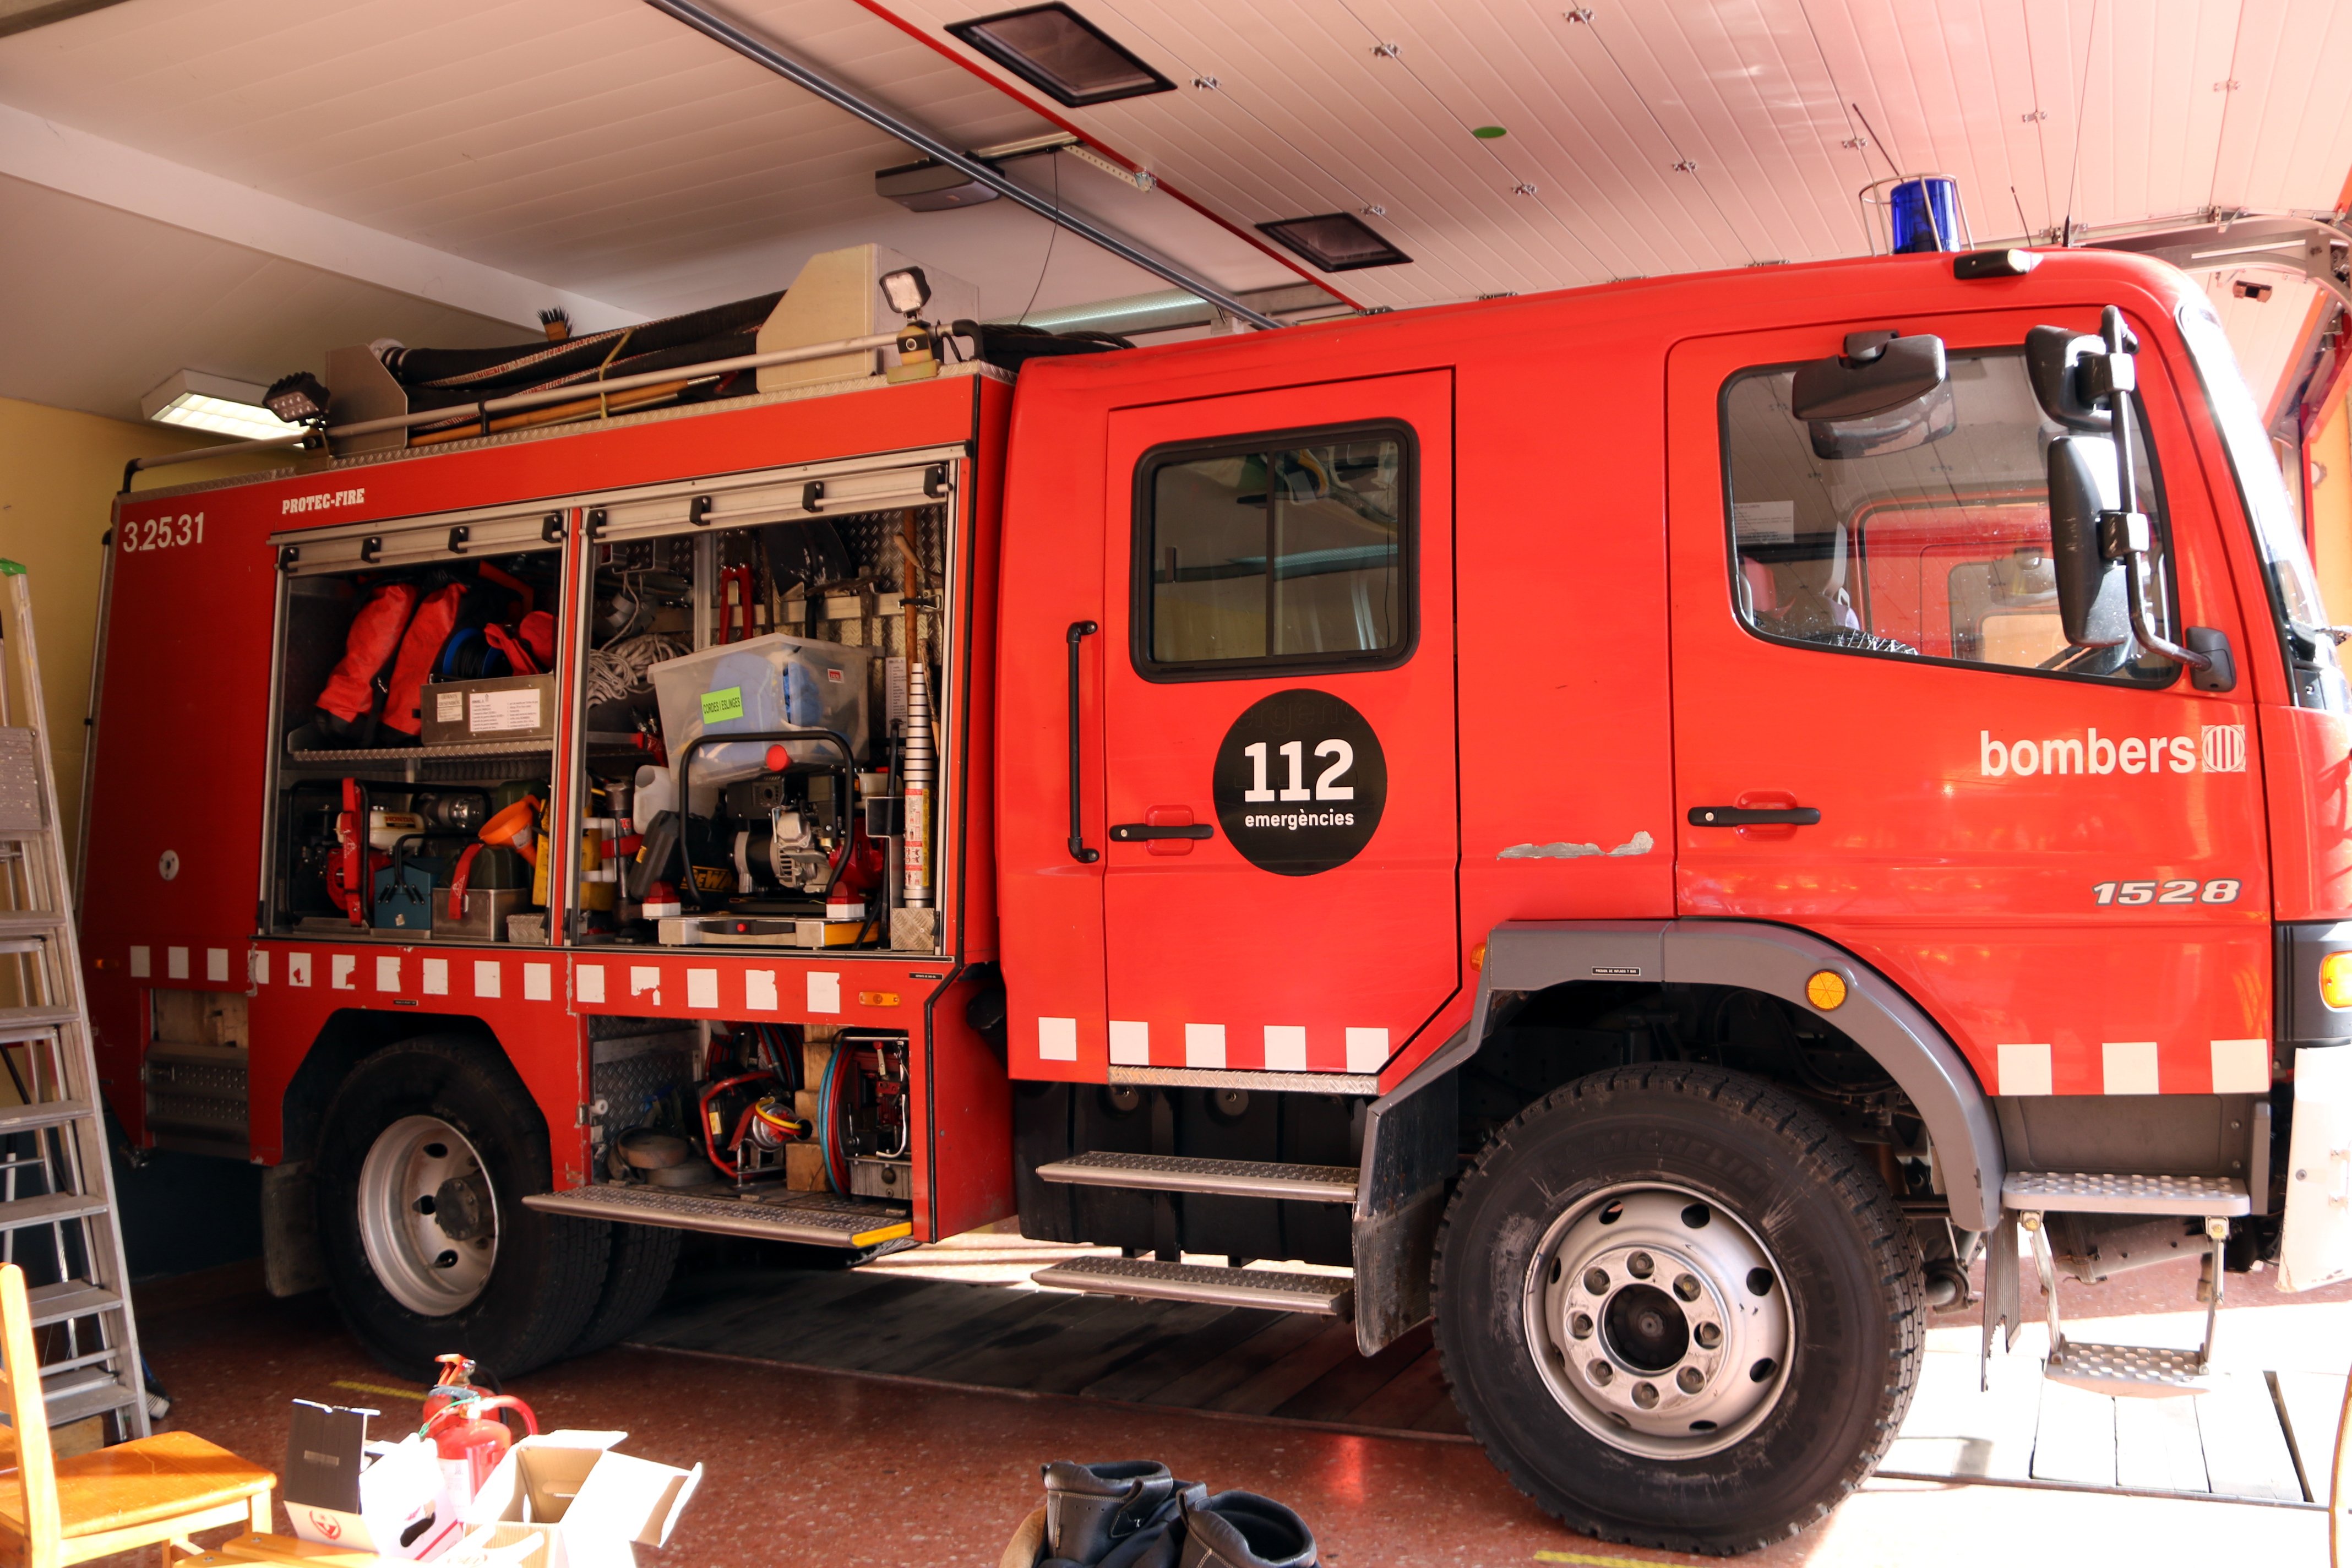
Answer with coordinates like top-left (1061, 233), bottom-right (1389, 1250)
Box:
top-left (316, 1038), bottom-right (608, 1378)
top-left (1434, 1065), bottom-right (1924, 1554)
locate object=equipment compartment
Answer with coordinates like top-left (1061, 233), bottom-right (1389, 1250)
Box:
top-left (265, 511), bottom-right (564, 945)
top-left (569, 459), bottom-right (955, 956)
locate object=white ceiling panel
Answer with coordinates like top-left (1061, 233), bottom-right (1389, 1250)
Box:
top-left (2, 0), bottom-right (2349, 418)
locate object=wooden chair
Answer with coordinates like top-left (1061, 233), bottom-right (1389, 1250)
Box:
top-left (0, 1264), bottom-right (274, 1566)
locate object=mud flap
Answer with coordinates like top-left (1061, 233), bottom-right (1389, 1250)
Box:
top-left (1978, 1212), bottom-right (2018, 1391)
top-left (2279, 1044), bottom-right (2351, 1291)
top-left (1352, 1034), bottom-right (1462, 1354)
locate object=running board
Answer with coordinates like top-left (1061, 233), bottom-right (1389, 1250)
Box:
top-left (1032, 1256), bottom-right (1353, 1317)
top-left (1034, 1151), bottom-right (1358, 1204)
top-left (525, 1184), bottom-right (912, 1248)
top-left (2002, 1170), bottom-right (2248, 1216)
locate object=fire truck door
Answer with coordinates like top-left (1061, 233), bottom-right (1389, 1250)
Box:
top-left (1097, 372), bottom-right (1456, 1079)
top-left (1667, 319), bottom-right (2271, 1097)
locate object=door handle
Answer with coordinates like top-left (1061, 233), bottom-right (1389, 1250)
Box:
top-left (1067, 621), bottom-right (1098, 864)
top-left (1687, 805), bottom-right (1821, 826)
top-left (1109, 823), bottom-right (1215, 842)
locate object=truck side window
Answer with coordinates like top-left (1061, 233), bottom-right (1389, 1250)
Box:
top-left (1136, 424), bottom-right (1413, 677)
top-left (1722, 350), bottom-right (2177, 687)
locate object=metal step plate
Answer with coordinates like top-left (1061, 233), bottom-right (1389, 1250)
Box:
top-left (2003, 1170), bottom-right (2250, 1217)
top-left (1032, 1256), bottom-right (1354, 1317)
top-left (525, 1183), bottom-right (912, 1248)
top-left (1035, 1151), bottom-right (1359, 1204)
top-left (2044, 1341), bottom-right (2212, 1398)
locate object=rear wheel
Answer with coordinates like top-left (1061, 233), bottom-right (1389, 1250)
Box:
top-left (563, 1222), bottom-right (681, 1357)
top-left (317, 1038), bottom-right (608, 1379)
top-left (1434, 1065), bottom-right (1923, 1554)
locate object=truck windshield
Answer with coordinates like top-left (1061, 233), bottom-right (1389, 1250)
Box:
top-left (2175, 301), bottom-right (2350, 712)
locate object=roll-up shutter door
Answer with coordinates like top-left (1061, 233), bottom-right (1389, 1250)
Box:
top-left (270, 501), bottom-right (560, 576)
top-left (586, 447), bottom-right (961, 546)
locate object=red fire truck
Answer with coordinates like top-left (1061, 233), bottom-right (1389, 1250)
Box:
top-left (86, 243), bottom-right (2352, 1552)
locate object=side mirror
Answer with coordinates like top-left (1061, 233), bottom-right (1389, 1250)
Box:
top-left (1790, 331), bottom-right (1948, 422)
top-left (2045, 435), bottom-right (2130, 647)
top-left (2027, 326), bottom-right (2111, 432)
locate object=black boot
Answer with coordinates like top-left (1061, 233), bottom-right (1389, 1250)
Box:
top-left (1040, 1461), bottom-right (1178, 1566)
top-left (1177, 1491), bottom-right (1316, 1568)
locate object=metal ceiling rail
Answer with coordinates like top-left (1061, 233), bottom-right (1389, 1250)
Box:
top-left (641, 0), bottom-right (1282, 332)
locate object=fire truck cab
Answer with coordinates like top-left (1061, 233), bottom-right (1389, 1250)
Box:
top-left (89, 242), bottom-right (2352, 1553)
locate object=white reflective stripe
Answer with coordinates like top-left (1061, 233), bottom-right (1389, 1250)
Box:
top-left (330, 954), bottom-right (356, 990)
top-left (287, 952), bottom-right (312, 987)
top-left (744, 970), bottom-right (777, 1011)
top-left (473, 960), bottom-right (501, 999)
top-left (1184, 1023), bottom-right (1226, 1069)
top-left (206, 949), bottom-right (230, 983)
top-left (2210, 1038), bottom-right (2269, 1094)
top-left (422, 958), bottom-right (448, 995)
top-left (1262, 1026), bottom-right (1306, 1071)
top-left (576, 963), bottom-right (605, 1004)
top-left (1109, 1021), bottom-right (1149, 1066)
top-left (524, 963), bottom-right (553, 1002)
top-left (1344, 1027), bottom-right (1389, 1075)
top-left (129, 946), bottom-right (150, 978)
top-left (808, 972), bottom-right (841, 1014)
top-left (1038, 1016), bottom-right (1077, 1061)
top-left (688, 970), bottom-right (720, 1009)
top-left (1996, 1043), bottom-right (2052, 1096)
top-left (167, 946), bottom-right (189, 981)
top-left (375, 956), bottom-right (400, 992)
top-left (2101, 1041), bottom-right (2160, 1095)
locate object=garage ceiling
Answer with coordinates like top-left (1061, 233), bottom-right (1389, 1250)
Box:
top-left (1, 0), bottom-right (2346, 423)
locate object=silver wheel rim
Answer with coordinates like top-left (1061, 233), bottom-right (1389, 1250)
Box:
top-left (357, 1114), bottom-right (498, 1316)
top-left (1522, 1183), bottom-right (1792, 1459)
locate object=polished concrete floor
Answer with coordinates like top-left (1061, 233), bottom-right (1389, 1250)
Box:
top-left (90, 1237), bottom-right (2346, 1567)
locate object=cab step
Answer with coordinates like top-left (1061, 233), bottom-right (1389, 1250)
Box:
top-left (524, 1184), bottom-right (912, 1249)
top-left (2042, 1341), bottom-right (2213, 1397)
top-left (2009, 1172), bottom-right (2244, 1399)
top-left (1034, 1151), bottom-right (1358, 1204)
top-left (1033, 1256), bottom-right (1353, 1316)
top-left (2002, 1170), bottom-right (2248, 1216)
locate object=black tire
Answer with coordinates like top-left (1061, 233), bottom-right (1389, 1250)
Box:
top-left (563, 1222), bottom-right (682, 1357)
top-left (315, 1037), bottom-right (609, 1380)
top-left (1434, 1065), bottom-right (1924, 1555)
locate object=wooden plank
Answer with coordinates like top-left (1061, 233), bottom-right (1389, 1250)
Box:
top-left (2196, 1369), bottom-right (2305, 1502)
top-left (1346, 1348), bottom-right (1458, 1433)
top-left (1003, 1300), bottom-right (1240, 1397)
top-left (694, 1276), bottom-right (965, 1369)
top-left (2029, 1379), bottom-right (2117, 1487)
top-left (1079, 1308), bottom-right (1278, 1404)
top-left (1142, 1314), bottom-right (1336, 1411)
top-left (2273, 1370), bottom-right (2346, 1505)
top-left (921, 1293), bottom-right (1139, 1385)
top-left (867, 1288), bottom-right (1080, 1381)
top-left (1882, 1347), bottom-right (2040, 1483)
top-left (2113, 1391), bottom-right (2210, 1494)
top-left (636, 1268), bottom-right (889, 1349)
top-left (1269, 1322), bottom-right (1435, 1424)
top-left (1206, 1317), bottom-right (1363, 1415)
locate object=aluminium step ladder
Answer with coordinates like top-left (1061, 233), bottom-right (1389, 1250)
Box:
top-left (2005, 1169), bottom-right (2250, 1397)
top-left (1029, 1151), bottom-right (1360, 1317)
top-left (0, 560), bottom-right (148, 1438)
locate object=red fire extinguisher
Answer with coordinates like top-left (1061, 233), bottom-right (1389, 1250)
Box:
top-left (425, 1393), bottom-right (538, 1507)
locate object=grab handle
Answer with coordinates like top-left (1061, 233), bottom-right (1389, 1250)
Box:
top-left (1068, 622), bottom-right (1099, 864)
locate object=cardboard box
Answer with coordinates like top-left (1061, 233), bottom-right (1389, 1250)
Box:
top-left (284, 1402), bottom-right (461, 1561)
top-left (421, 675), bottom-right (557, 747)
top-left (464, 1431), bottom-right (701, 1568)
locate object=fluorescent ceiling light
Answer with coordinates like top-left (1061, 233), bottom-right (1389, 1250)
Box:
top-left (1256, 213), bottom-right (1412, 273)
top-left (948, 5), bottom-right (1173, 107)
top-left (140, 370), bottom-right (302, 441)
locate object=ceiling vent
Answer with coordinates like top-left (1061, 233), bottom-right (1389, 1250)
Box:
top-left (947, 4), bottom-right (1173, 107)
top-left (1255, 213), bottom-right (1412, 273)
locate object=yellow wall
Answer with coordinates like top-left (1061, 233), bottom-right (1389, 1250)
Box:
top-left (0, 395), bottom-right (277, 864)
top-left (2314, 390), bottom-right (2352, 628)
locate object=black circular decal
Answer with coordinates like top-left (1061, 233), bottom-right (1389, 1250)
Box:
top-left (1212, 689), bottom-right (1386, 877)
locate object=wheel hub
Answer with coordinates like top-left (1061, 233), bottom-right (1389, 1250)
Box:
top-left (1527, 1186), bottom-right (1791, 1458)
top-left (358, 1115), bottom-right (499, 1316)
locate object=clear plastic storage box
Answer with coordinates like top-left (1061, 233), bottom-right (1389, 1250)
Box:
top-left (649, 634), bottom-right (873, 809)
